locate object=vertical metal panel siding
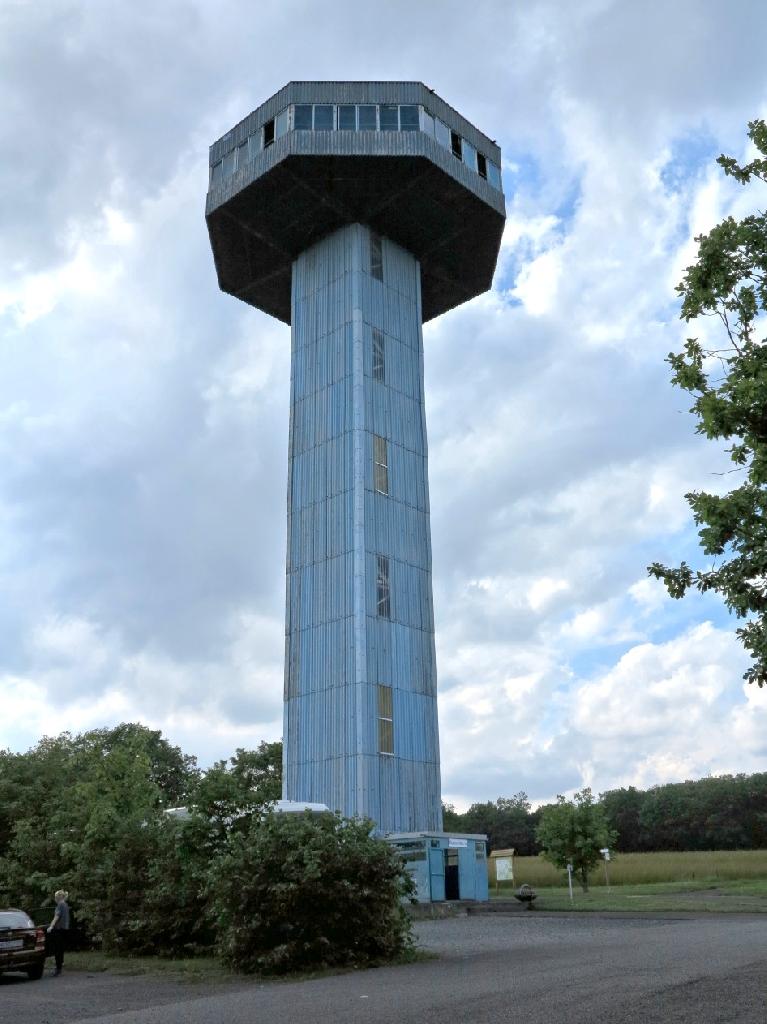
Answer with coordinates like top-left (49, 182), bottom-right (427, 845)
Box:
top-left (209, 82), bottom-right (501, 169)
top-left (283, 222), bottom-right (442, 833)
top-left (207, 118), bottom-right (504, 221)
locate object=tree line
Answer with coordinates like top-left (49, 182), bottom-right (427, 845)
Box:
top-left (3, 721), bottom-right (766, 959)
top-left (444, 772), bottom-right (767, 855)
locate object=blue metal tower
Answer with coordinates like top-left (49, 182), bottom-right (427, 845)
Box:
top-left (206, 83), bottom-right (505, 835)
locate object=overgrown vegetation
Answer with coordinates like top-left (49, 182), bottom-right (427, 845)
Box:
top-left (0, 724), bottom-right (413, 973)
top-left (208, 812), bottom-right (414, 974)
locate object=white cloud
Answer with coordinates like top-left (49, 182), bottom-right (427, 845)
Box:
top-left (512, 248), bottom-right (563, 315)
top-left (2, 0), bottom-right (766, 810)
top-left (527, 577), bottom-right (570, 611)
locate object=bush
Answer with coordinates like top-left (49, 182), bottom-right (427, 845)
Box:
top-left (208, 811), bottom-right (415, 974)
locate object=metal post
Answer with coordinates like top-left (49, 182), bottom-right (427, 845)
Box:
top-left (566, 862), bottom-right (574, 903)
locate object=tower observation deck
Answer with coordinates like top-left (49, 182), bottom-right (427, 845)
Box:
top-left (206, 82), bottom-right (505, 834)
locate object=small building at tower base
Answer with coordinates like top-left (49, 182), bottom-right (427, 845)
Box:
top-left (387, 832), bottom-right (489, 903)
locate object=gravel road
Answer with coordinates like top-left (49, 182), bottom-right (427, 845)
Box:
top-left (2, 912), bottom-right (766, 1024)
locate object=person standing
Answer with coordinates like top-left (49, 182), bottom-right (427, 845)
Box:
top-left (47, 889), bottom-right (70, 976)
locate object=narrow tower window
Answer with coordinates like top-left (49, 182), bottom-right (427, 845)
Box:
top-left (376, 555), bottom-right (390, 619)
top-left (377, 684), bottom-right (394, 755)
top-left (370, 232), bottom-right (383, 281)
top-left (263, 119), bottom-right (275, 148)
top-left (477, 152), bottom-right (487, 179)
top-left (372, 328), bottom-right (385, 382)
top-left (451, 131), bottom-right (463, 160)
top-left (374, 435), bottom-right (389, 495)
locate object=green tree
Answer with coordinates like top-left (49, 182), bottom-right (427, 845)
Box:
top-left (600, 786), bottom-right (647, 852)
top-left (208, 810), bottom-right (414, 974)
top-left (460, 794), bottom-right (539, 854)
top-left (648, 119), bottom-right (767, 687)
top-left (441, 802), bottom-right (465, 833)
top-left (536, 789), bottom-right (616, 892)
top-left (0, 724), bottom-right (200, 940)
top-left (190, 741), bottom-right (282, 847)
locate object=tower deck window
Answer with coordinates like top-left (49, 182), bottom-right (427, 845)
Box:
top-left (435, 118), bottom-right (450, 149)
top-left (358, 104), bottom-right (377, 130)
top-left (399, 105), bottom-right (419, 131)
top-left (237, 141), bottom-right (248, 170)
top-left (294, 104), bottom-right (312, 130)
top-left (372, 328), bottom-right (385, 382)
top-left (313, 104), bottom-right (334, 130)
top-left (263, 119), bottom-right (275, 148)
top-left (477, 152), bottom-right (487, 179)
top-left (222, 150), bottom-right (236, 177)
top-left (377, 684), bottom-right (394, 754)
top-left (338, 105), bottom-right (356, 130)
top-left (380, 104), bottom-right (398, 131)
top-left (451, 131), bottom-right (462, 160)
top-left (370, 232), bottom-right (383, 281)
top-left (275, 108), bottom-right (289, 138)
top-left (374, 435), bottom-right (389, 495)
top-left (376, 555), bottom-right (390, 619)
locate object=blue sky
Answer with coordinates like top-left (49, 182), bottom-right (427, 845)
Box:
top-left (1, 0), bottom-right (766, 809)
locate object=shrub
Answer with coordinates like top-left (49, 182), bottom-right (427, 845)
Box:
top-left (208, 811), bottom-right (415, 974)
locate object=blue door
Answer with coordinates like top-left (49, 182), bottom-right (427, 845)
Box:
top-left (458, 845), bottom-right (476, 900)
top-left (429, 846), bottom-right (445, 901)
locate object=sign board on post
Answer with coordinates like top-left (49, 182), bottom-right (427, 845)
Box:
top-left (448, 838), bottom-right (468, 848)
top-left (600, 848), bottom-right (611, 890)
top-left (495, 857), bottom-right (513, 882)
top-left (488, 847), bottom-right (515, 895)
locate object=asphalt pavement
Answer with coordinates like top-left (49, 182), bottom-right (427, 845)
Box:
top-left (2, 912), bottom-right (766, 1024)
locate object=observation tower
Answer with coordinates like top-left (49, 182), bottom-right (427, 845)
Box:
top-left (206, 82), bottom-right (505, 836)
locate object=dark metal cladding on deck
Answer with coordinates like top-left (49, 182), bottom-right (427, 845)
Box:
top-left (205, 82), bottom-right (506, 324)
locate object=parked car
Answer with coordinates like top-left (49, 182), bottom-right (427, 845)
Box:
top-left (0, 909), bottom-right (46, 980)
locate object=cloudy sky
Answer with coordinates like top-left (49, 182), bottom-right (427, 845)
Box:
top-left (2, 0), bottom-right (766, 808)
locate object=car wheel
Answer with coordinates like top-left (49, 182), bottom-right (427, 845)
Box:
top-left (27, 963), bottom-right (44, 981)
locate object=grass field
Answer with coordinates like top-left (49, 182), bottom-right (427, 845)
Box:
top-left (493, 850), bottom-right (767, 890)
top-left (494, 879), bottom-right (767, 913)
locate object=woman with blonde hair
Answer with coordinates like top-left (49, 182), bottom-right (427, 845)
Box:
top-left (47, 890), bottom-right (70, 976)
